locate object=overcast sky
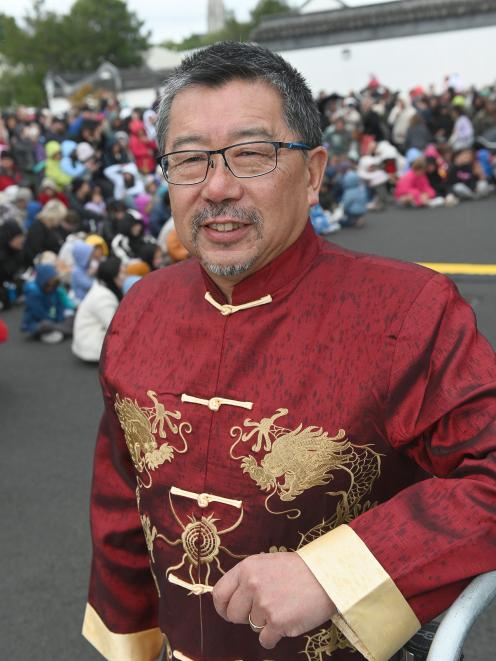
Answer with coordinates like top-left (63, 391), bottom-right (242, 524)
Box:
top-left (5, 0), bottom-right (400, 44)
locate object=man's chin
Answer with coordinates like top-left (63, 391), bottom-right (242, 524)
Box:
top-left (202, 258), bottom-right (257, 279)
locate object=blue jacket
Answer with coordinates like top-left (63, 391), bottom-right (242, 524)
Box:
top-left (21, 264), bottom-right (65, 333)
top-left (60, 140), bottom-right (86, 178)
top-left (71, 241), bottom-right (95, 302)
top-left (341, 170), bottom-right (368, 217)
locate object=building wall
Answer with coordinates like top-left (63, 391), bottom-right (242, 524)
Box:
top-left (279, 25), bottom-right (496, 94)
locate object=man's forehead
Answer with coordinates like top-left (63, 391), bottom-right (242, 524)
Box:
top-left (166, 79), bottom-right (286, 149)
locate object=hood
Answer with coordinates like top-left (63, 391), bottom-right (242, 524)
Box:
top-left (406, 148), bottom-right (423, 165)
top-left (72, 240), bottom-right (94, 268)
top-left (120, 212), bottom-right (144, 238)
top-left (61, 140), bottom-right (77, 158)
top-left (342, 170), bottom-right (361, 189)
top-left (35, 263), bottom-right (58, 288)
top-left (0, 220), bottom-right (24, 245)
top-left (45, 141), bottom-right (62, 159)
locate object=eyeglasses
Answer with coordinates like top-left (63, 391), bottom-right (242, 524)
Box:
top-left (156, 140), bottom-right (311, 185)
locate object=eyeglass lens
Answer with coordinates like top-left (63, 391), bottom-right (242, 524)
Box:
top-left (164, 142), bottom-right (278, 184)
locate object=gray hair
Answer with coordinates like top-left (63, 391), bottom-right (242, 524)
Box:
top-left (156, 41), bottom-right (321, 153)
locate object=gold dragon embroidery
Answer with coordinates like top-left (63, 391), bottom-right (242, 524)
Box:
top-left (114, 390), bottom-right (192, 487)
top-left (140, 513), bottom-right (162, 597)
top-left (230, 408), bottom-right (382, 519)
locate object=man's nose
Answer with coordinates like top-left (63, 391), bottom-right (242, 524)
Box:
top-left (200, 154), bottom-right (243, 203)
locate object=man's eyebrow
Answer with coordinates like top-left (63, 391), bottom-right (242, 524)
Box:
top-left (229, 127), bottom-right (274, 141)
top-left (170, 134), bottom-right (206, 150)
top-left (169, 127), bottom-right (274, 151)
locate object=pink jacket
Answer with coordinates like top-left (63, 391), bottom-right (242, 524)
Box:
top-left (395, 170), bottom-right (435, 205)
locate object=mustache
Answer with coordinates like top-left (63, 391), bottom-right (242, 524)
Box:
top-left (191, 203), bottom-right (263, 235)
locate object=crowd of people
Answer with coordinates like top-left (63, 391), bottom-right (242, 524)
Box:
top-left (312, 76), bottom-right (496, 232)
top-left (0, 76), bottom-right (495, 353)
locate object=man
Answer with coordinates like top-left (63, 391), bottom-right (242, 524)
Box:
top-left (83, 43), bottom-right (496, 661)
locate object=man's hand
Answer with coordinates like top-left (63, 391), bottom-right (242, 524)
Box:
top-left (212, 551), bottom-right (336, 650)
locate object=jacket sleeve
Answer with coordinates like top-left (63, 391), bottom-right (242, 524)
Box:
top-left (93, 292), bottom-right (119, 331)
top-left (83, 369), bottom-right (163, 660)
top-left (298, 274), bottom-right (496, 661)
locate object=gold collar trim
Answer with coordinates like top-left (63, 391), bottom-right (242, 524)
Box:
top-left (170, 485), bottom-right (242, 509)
top-left (168, 573), bottom-right (213, 595)
top-left (181, 393), bottom-right (253, 412)
top-left (205, 291), bottom-right (272, 316)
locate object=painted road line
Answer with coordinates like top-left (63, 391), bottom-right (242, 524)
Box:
top-left (418, 263), bottom-right (496, 276)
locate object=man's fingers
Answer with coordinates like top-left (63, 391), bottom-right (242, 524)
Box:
top-left (258, 624), bottom-right (282, 650)
top-left (224, 585), bottom-right (254, 624)
top-left (212, 564), bottom-right (240, 620)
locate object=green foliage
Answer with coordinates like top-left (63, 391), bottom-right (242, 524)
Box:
top-left (0, 0), bottom-right (151, 106)
top-left (250, 0), bottom-right (292, 25)
top-left (163, 0), bottom-right (291, 51)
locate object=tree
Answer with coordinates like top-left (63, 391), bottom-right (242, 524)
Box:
top-left (250, 0), bottom-right (292, 25)
top-left (60, 0), bottom-right (151, 71)
top-left (162, 0), bottom-right (292, 52)
top-left (0, 0), bottom-right (151, 106)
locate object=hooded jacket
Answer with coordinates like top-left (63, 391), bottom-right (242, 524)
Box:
top-left (341, 170), bottom-right (368, 216)
top-left (21, 264), bottom-right (65, 333)
top-left (71, 241), bottom-right (95, 302)
top-left (45, 141), bottom-right (73, 190)
top-left (72, 258), bottom-right (122, 362)
top-left (60, 140), bottom-right (86, 178)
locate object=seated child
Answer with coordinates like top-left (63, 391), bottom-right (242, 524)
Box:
top-left (395, 156), bottom-right (436, 207)
top-left (21, 264), bottom-right (74, 343)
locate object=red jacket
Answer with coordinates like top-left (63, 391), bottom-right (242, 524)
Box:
top-left (84, 225), bottom-right (496, 661)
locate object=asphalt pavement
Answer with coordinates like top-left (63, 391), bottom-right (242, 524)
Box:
top-left (0, 198), bottom-right (495, 661)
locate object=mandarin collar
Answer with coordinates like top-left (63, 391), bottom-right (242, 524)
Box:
top-left (200, 221), bottom-right (321, 306)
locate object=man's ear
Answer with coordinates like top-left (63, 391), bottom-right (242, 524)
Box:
top-left (306, 146), bottom-right (328, 207)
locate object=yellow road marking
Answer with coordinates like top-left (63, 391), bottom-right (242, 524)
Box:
top-left (418, 263), bottom-right (496, 276)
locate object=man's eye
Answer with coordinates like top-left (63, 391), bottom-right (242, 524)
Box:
top-left (180, 154), bottom-right (207, 165)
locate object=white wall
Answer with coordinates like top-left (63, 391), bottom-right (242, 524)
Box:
top-left (119, 88), bottom-right (157, 109)
top-left (280, 25), bottom-right (496, 95)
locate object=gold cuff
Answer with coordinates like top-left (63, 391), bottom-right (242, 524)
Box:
top-left (82, 603), bottom-right (164, 661)
top-left (297, 525), bottom-right (420, 661)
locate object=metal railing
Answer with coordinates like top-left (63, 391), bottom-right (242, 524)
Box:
top-left (426, 571), bottom-right (496, 661)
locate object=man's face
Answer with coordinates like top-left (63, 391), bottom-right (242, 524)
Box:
top-left (165, 80), bottom-right (326, 283)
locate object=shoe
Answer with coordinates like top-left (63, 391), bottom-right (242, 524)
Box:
top-left (445, 194), bottom-right (459, 207)
top-left (324, 222), bottom-right (341, 234)
top-left (40, 330), bottom-right (64, 344)
top-left (428, 197), bottom-right (445, 208)
top-left (366, 200), bottom-right (384, 211)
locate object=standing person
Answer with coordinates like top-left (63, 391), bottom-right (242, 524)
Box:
top-left (72, 256), bottom-right (124, 362)
top-left (83, 43), bottom-right (496, 661)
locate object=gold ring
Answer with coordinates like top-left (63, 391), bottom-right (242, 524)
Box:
top-left (248, 613), bottom-right (265, 633)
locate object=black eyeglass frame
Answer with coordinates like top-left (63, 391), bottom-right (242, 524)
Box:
top-left (156, 140), bottom-right (312, 185)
